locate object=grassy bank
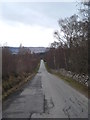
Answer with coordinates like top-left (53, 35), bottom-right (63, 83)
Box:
top-left (2, 62), bottom-right (40, 100)
top-left (45, 62), bottom-right (88, 98)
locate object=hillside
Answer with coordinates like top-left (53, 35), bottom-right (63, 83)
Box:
top-left (8, 47), bottom-right (48, 54)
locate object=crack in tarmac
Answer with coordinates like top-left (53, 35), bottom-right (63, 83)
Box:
top-left (63, 105), bottom-right (71, 118)
top-left (2, 60), bottom-right (88, 119)
top-left (3, 74), bottom-right (44, 119)
top-left (44, 97), bottom-right (54, 114)
top-left (30, 96), bottom-right (55, 118)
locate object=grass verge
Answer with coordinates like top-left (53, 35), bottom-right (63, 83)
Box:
top-left (2, 63), bottom-right (40, 101)
top-left (2, 73), bottom-right (35, 100)
top-left (45, 62), bottom-right (89, 98)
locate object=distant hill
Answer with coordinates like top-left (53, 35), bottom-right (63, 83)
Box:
top-left (8, 47), bottom-right (49, 54)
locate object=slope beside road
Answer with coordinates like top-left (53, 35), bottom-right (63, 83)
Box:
top-left (2, 60), bottom-right (88, 119)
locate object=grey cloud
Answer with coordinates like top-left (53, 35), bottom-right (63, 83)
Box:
top-left (1, 2), bottom-right (77, 28)
top-left (1, 2), bottom-right (56, 27)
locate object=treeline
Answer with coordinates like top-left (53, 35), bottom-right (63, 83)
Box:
top-left (2, 46), bottom-right (40, 94)
top-left (44, 4), bottom-right (88, 75)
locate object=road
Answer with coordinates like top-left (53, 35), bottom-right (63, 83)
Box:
top-left (2, 60), bottom-right (88, 119)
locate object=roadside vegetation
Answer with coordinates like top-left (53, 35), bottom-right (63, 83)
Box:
top-left (2, 46), bottom-right (40, 100)
top-left (44, 3), bottom-right (89, 98)
top-left (45, 62), bottom-right (88, 98)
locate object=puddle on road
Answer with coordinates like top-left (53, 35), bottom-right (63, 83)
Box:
top-left (20, 88), bottom-right (36, 96)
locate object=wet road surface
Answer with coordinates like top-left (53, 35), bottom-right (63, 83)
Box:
top-left (2, 60), bottom-right (88, 119)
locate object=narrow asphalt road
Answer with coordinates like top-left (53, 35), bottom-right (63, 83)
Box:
top-left (3, 60), bottom-right (88, 119)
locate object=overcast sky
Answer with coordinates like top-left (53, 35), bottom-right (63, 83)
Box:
top-left (0, 1), bottom-right (79, 47)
